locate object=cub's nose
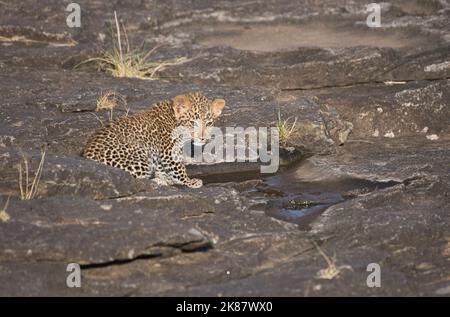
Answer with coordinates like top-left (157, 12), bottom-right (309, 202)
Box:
top-left (193, 138), bottom-right (206, 146)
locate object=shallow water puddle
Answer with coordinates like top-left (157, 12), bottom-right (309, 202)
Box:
top-left (203, 161), bottom-right (399, 230)
top-left (254, 173), bottom-right (399, 230)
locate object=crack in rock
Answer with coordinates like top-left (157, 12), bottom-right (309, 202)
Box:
top-left (80, 239), bottom-right (213, 270)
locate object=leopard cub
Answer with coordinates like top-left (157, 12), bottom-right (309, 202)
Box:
top-left (83, 92), bottom-right (225, 188)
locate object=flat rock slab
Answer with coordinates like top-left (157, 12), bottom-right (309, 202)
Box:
top-left (311, 80), bottom-right (450, 139)
top-left (0, 0), bottom-right (449, 296)
top-left (309, 136), bottom-right (450, 181)
top-left (0, 187), bottom-right (314, 296)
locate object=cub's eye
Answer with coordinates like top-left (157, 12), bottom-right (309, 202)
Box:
top-left (206, 121), bottom-right (213, 127)
top-left (191, 120), bottom-right (201, 127)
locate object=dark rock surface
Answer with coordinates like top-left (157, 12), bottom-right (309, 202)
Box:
top-left (0, 0), bottom-right (449, 296)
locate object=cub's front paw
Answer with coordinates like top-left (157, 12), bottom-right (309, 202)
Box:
top-left (187, 178), bottom-right (203, 188)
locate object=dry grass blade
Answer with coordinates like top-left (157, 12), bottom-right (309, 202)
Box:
top-left (74, 12), bottom-right (190, 80)
top-left (114, 11), bottom-right (123, 64)
top-left (90, 112), bottom-right (105, 126)
top-left (18, 147), bottom-right (47, 200)
top-left (0, 196), bottom-right (11, 222)
top-left (314, 242), bottom-right (352, 280)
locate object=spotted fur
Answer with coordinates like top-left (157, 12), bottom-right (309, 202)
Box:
top-left (83, 92), bottom-right (225, 188)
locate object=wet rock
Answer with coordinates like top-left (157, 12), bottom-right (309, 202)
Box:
top-left (157, 138), bottom-right (450, 296)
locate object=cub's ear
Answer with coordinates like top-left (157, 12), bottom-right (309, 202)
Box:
top-left (211, 98), bottom-right (225, 118)
top-left (172, 95), bottom-right (192, 119)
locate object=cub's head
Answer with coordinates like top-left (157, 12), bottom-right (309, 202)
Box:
top-left (172, 92), bottom-right (225, 145)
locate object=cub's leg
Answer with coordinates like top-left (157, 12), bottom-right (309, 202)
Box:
top-left (158, 148), bottom-right (203, 188)
top-left (104, 143), bottom-right (155, 179)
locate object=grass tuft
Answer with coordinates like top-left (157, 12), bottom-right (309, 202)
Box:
top-left (0, 196), bottom-right (11, 222)
top-left (314, 242), bottom-right (352, 280)
top-left (18, 146), bottom-right (46, 200)
top-left (276, 109), bottom-right (298, 145)
top-left (94, 90), bottom-right (128, 123)
top-left (75, 11), bottom-right (189, 79)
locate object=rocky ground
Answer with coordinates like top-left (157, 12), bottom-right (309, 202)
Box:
top-left (0, 0), bottom-right (449, 296)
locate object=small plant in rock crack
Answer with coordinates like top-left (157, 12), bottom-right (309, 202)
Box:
top-left (314, 242), bottom-right (352, 280)
top-left (276, 109), bottom-right (298, 145)
top-left (93, 90), bottom-right (129, 125)
top-left (0, 196), bottom-right (11, 222)
top-left (17, 146), bottom-right (46, 200)
top-left (75, 11), bottom-right (190, 79)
